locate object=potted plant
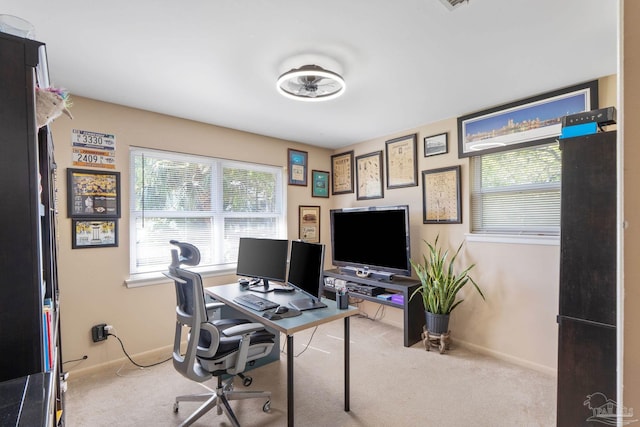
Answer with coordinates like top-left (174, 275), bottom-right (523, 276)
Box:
top-left (410, 234), bottom-right (485, 335)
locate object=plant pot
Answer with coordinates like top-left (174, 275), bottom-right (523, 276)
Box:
top-left (425, 311), bottom-right (450, 335)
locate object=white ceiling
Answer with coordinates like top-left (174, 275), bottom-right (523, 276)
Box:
top-left (3, 0), bottom-right (618, 149)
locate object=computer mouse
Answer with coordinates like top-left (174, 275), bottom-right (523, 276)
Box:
top-left (274, 306), bottom-right (289, 314)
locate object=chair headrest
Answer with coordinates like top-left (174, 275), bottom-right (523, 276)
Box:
top-left (169, 240), bottom-right (201, 268)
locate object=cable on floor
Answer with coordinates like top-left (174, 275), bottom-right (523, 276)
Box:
top-left (107, 333), bottom-right (172, 368)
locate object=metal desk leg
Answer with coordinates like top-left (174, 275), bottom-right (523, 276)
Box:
top-left (344, 316), bottom-right (350, 412)
top-left (287, 334), bottom-right (294, 427)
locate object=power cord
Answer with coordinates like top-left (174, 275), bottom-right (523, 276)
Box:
top-left (280, 326), bottom-right (318, 357)
top-left (106, 332), bottom-right (172, 368)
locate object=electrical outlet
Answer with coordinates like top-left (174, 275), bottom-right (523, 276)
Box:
top-left (91, 323), bottom-right (108, 342)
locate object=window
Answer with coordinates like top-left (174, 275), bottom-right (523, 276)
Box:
top-left (470, 142), bottom-right (561, 235)
top-left (130, 148), bottom-right (285, 274)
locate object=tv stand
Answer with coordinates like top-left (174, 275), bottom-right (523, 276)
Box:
top-left (323, 268), bottom-right (422, 347)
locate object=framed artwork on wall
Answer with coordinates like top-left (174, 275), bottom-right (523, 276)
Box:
top-left (311, 170), bottom-right (330, 198)
top-left (299, 205), bottom-right (320, 243)
top-left (356, 150), bottom-right (384, 200)
top-left (287, 148), bottom-right (308, 186)
top-left (385, 133), bottom-right (418, 189)
top-left (421, 165), bottom-right (461, 224)
top-left (457, 80), bottom-right (598, 158)
top-left (67, 168), bottom-right (121, 218)
top-left (423, 132), bottom-right (449, 157)
top-left (331, 150), bottom-right (354, 195)
top-left (72, 218), bottom-right (118, 248)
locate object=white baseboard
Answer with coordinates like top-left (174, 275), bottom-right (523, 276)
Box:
top-left (454, 338), bottom-right (557, 377)
top-left (67, 344), bottom-right (175, 380)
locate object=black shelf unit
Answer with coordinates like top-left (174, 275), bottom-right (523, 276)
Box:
top-left (323, 268), bottom-right (422, 347)
top-left (0, 32), bottom-right (63, 426)
top-left (557, 131), bottom-right (617, 425)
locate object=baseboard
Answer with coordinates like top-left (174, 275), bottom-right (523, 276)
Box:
top-left (454, 338), bottom-right (557, 377)
top-left (68, 344), bottom-right (175, 380)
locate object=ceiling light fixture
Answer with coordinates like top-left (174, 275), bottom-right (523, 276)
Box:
top-left (439, 0), bottom-right (469, 11)
top-left (276, 65), bottom-right (346, 102)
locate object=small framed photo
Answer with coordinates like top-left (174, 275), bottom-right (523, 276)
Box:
top-left (356, 151), bottom-right (384, 200)
top-left (288, 148), bottom-right (308, 186)
top-left (386, 134), bottom-right (418, 189)
top-left (72, 219), bottom-right (118, 248)
top-left (423, 132), bottom-right (449, 157)
top-left (331, 150), bottom-right (354, 195)
top-left (299, 205), bottom-right (320, 243)
top-left (311, 170), bottom-right (330, 198)
top-left (422, 165), bottom-right (462, 224)
top-left (67, 168), bottom-right (121, 218)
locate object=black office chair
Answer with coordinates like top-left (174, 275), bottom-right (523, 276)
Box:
top-left (164, 240), bottom-right (275, 427)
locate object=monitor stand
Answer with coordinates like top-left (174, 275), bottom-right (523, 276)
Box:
top-left (289, 296), bottom-right (327, 311)
top-left (250, 279), bottom-right (274, 293)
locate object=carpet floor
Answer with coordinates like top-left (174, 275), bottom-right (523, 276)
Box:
top-left (65, 315), bottom-right (556, 426)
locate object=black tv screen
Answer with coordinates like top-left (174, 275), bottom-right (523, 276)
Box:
top-left (330, 205), bottom-right (411, 277)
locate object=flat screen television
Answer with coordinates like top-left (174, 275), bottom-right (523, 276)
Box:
top-left (287, 240), bottom-right (327, 311)
top-left (236, 237), bottom-right (289, 292)
top-left (330, 205), bottom-right (411, 279)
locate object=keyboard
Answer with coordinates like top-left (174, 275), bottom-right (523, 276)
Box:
top-left (233, 293), bottom-right (279, 311)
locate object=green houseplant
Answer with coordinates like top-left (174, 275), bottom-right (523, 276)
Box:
top-left (410, 234), bottom-right (485, 334)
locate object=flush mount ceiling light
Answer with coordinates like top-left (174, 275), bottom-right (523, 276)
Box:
top-left (276, 65), bottom-right (346, 102)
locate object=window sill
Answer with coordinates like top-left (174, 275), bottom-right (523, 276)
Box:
top-left (465, 233), bottom-right (559, 246)
top-left (125, 264), bottom-right (237, 288)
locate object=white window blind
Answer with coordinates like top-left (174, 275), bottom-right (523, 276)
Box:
top-left (470, 142), bottom-right (561, 235)
top-left (130, 148), bottom-right (284, 274)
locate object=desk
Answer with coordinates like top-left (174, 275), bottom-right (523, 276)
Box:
top-left (205, 283), bottom-right (359, 427)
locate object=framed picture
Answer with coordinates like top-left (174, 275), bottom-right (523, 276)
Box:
top-left (72, 219), bottom-right (118, 248)
top-left (299, 205), bottom-right (320, 243)
top-left (422, 165), bottom-right (461, 224)
top-left (67, 168), bottom-right (121, 218)
top-left (331, 150), bottom-right (354, 195)
top-left (356, 150), bottom-right (384, 200)
top-left (311, 170), bottom-right (330, 198)
top-left (457, 80), bottom-right (598, 158)
top-left (423, 132), bottom-right (449, 157)
top-left (385, 134), bottom-right (418, 189)
top-left (287, 148), bottom-right (308, 186)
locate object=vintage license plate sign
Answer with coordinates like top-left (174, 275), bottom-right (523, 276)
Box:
top-left (72, 148), bottom-right (116, 169)
top-left (71, 129), bottom-right (116, 150)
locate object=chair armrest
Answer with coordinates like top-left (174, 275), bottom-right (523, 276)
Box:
top-left (222, 323), bottom-right (265, 337)
top-left (206, 302), bottom-right (225, 311)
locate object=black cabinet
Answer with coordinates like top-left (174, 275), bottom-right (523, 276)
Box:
top-left (323, 269), bottom-right (422, 347)
top-left (557, 131), bottom-right (617, 426)
top-left (0, 32), bottom-right (63, 425)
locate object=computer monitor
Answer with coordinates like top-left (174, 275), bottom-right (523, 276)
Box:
top-left (287, 240), bottom-right (327, 311)
top-left (236, 237), bottom-right (289, 292)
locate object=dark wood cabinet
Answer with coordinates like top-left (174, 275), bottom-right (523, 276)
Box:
top-left (557, 131), bottom-right (617, 426)
top-left (0, 32), bottom-right (63, 425)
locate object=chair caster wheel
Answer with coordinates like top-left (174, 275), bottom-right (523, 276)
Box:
top-left (263, 400), bottom-right (271, 412)
top-left (173, 402), bottom-right (179, 413)
top-left (243, 376), bottom-right (253, 387)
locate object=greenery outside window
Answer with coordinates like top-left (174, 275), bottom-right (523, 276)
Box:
top-left (130, 148), bottom-right (285, 274)
top-left (470, 142), bottom-right (561, 235)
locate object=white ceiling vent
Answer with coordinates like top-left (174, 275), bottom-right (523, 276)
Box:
top-left (439, 0), bottom-right (469, 11)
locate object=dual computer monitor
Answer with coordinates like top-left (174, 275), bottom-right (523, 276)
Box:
top-left (236, 237), bottom-right (326, 310)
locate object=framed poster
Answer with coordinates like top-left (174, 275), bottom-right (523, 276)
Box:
top-left (457, 80), bottom-right (598, 157)
top-left (288, 148), bottom-right (308, 186)
top-left (422, 165), bottom-right (461, 224)
top-left (331, 150), bottom-right (354, 195)
top-left (311, 170), bottom-right (330, 198)
top-left (423, 132), bottom-right (449, 157)
top-left (385, 133), bottom-right (418, 189)
top-left (299, 205), bottom-right (320, 243)
top-left (72, 219), bottom-right (118, 248)
top-left (67, 168), bottom-right (121, 218)
top-left (356, 150), bottom-right (384, 200)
